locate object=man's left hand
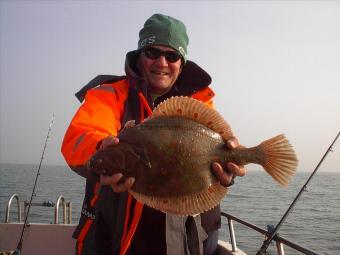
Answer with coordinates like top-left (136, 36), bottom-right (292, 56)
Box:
top-left (211, 136), bottom-right (246, 187)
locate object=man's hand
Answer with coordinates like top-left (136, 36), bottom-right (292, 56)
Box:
top-left (212, 136), bottom-right (246, 187)
top-left (98, 135), bottom-right (135, 192)
top-left (100, 173), bottom-right (135, 193)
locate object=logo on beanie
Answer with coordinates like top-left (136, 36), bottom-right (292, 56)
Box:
top-left (178, 46), bottom-right (186, 57)
top-left (139, 35), bottom-right (156, 48)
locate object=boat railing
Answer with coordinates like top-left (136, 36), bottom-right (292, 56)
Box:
top-left (4, 194), bottom-right (72, 224)
top-left (5, 194), bottom-right (22, 223)
top-left (221, 212), bottom-right (319, 255)
top-left (3, 195), bottom-right (320, 254)
top-left (54, 195), bottom-right (72, 224)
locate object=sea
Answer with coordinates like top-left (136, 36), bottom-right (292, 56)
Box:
top-left (0, 163), bottom-right (339, 255)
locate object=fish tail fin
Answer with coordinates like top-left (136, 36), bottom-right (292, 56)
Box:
top-left (258, 134), bottom-right (298, 186)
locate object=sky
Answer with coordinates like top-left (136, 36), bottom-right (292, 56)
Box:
top-left (1, 1), bottom-right (339, 172)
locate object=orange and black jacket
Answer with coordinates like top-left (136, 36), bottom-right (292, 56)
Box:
top-left (61, 58), bottom-right (221, 255)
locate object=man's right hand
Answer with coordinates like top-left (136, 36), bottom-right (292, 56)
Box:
top-left (98, 135), bottom-right (135, 193)
top-left (100, 173), bottom-right (135, 193)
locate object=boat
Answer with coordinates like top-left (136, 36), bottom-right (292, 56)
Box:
top-left (0, 193), bottom-right (319, 255)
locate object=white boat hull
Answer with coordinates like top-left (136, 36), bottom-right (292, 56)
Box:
top-left (0, 222), bottom-right (245, 255)
top-left (0, 223), bottom-right (76, 255)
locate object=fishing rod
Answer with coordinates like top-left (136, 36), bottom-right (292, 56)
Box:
top-left (256, 131), bottom-right (340, 255)
top-left (13, 114), bottom-right (55, 255)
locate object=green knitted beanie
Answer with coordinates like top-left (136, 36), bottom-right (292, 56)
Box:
top-left (138, 14), bottom-right (189, 62)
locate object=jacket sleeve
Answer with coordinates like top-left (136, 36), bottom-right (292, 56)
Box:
top-left (191, 86), bottom-right (215, 108)
top-left (61, 85), bottom-right (126, 177)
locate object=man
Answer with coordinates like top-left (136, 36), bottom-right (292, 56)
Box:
top-left (62, 13), bottom-right (245, 255)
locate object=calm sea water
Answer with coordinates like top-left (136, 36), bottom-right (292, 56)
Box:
top-left (0, 163), bottom-right (339, 254)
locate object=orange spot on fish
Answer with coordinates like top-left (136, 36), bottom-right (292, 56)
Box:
top-left (170, 142), bottom-right (177, 149)
top-left (177, 108), bottom-right (182, 114)
top-left (207, 121), bottom-right (213, 126)
top-left (194, 113), bottom-right (198, 118)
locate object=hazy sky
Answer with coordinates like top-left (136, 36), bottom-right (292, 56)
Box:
top-left (1, 1), bottom-right (339, 172)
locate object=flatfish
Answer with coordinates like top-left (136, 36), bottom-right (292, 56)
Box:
top-left (89, 96), bottom-right (298, 215)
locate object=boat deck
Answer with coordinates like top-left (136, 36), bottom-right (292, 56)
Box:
top-left (217, 240), bottom-right (247, 255)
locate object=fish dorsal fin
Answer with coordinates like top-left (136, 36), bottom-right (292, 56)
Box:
top-left (152, 96), bottom-right (233, 141)
top-left (130, 184), bottom-right (228, 215)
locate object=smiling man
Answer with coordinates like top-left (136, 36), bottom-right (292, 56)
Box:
top-left (137, 45), bottom-right (183, 96)
top-left (62, 13), bottom-right (245, 255)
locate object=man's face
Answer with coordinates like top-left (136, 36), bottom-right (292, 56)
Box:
top-left (137, 45), bottom-right (183, 96)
